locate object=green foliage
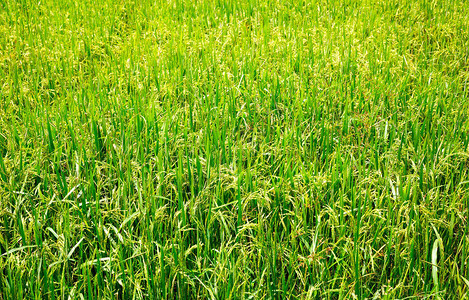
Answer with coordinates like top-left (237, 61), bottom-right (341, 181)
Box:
top-left (0, 0), bottom-right (468, 298)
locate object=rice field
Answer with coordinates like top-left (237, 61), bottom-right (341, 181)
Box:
top-left (1, 0), bottom-right (469, 298)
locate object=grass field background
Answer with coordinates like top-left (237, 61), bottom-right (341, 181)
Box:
top-left (1, 0), bottom-right (469, 298)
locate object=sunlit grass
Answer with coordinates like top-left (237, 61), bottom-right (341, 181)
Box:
top-left (0, 0), bottom-right (469, 298)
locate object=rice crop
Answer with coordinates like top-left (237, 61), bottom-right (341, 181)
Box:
top-left (0, 0), bottom-right (469, 298)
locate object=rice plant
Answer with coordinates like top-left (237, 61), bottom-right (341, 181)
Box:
top-left (0, 0), bottom-right (468, 298)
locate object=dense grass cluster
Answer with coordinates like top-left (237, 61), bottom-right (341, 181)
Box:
top-left (1, 0), bottom-right (469, 298)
